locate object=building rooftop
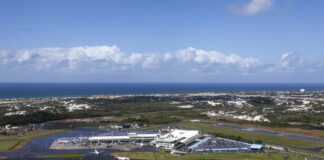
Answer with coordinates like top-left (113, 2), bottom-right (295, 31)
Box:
top-left (250, 144), bottom-right (263, 150)
top-left (157, 129), bottom-right (200, 144)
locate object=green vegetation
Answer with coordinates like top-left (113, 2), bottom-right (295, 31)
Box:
top-left (0, 111), bottom-right (65, 125)
top-left (215, 120), bottom-right (324, 139)
top-left (1, 95), bottom-right (323, 131)
top-left (0, 100), bottom-right (195, 126)
top-left (289, 148), bottom-right (324, 158)
top-left (142, 124), bottom-right (168, 131)
top-left (113, 152), bottom-right (304, 160)
top-left (0, 140), bottom-right (21, 151)
top-left (210, 132), bottom-right (262, 144)
top-left (77, 115), bottom-right (181, 129)
top-left (121, 116), bottom-right (181, 125)
top-left (217, 118), bottom-right (324, 130)
top-left (179, 122), bottom-right (324, 148)
top-left (37, 154), bottom-right (85, 158)
top-left (0, 129), bottom-right (68, 152)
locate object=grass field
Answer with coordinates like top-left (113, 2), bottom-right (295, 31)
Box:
top-left (0, 129), bottom-right (69, 152)
top-left (141, 124), bottom-right (169, 131)
top-left (37, 154), bottom-right (85, 158)
top-left (179, 122), bottom-right (324, 148)
top-left (113, 152), bottom-right (304, 160)
top-left (214, 120), bottom-right (324, 139)
top-left (289, 148), bottom-right (324, 158)
top-left (0, 140), bottom-right (22, 151)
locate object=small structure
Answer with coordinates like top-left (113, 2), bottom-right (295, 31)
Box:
top-left (265, 144), bottom-right (286, 151)
top-left (58, 138), bottom-right (73, 144)
top-left (249, 144), bottom-right (263, 150)
top-left (111, 124), bottom-right (131, 129)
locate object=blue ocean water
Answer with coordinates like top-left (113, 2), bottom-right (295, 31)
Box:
top-left (0, 83), bottom-right (324, 99)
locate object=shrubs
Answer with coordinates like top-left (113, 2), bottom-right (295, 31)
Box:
top-left (211, 131), bottom-right (263, 144)
top-left (0, 111), bottom-right (63, 125)
top-left (121, 116), bottom-right (180, 125)
top-left (254, 139), bottom-right (263, 144)
top-left (211, 132), bottom-right (253, 144)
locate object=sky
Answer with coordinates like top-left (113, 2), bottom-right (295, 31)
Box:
top-left (0, 0), bottom-right (323, 83)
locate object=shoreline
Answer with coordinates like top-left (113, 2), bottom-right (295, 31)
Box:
top-left (1, 90), bottom-right (324, 100)
top-left (1, 83), bottom-right (324, 99)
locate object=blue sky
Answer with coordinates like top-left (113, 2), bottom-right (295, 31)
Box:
top-left (0, 0), bottom-right (323, 82)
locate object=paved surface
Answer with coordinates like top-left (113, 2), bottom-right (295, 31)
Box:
top-left (199, 121), bottom-right (324, 142)
top-left (1, 121), bottom-right (323, 159)
top-left (0, 128), bottom-right (152, 160)
top-left (147, 121), bottom-right (324, 143)
top-left (146, 120), bottom-right (323, 156)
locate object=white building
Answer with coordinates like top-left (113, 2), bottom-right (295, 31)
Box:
top-left (155, 129), bottom-right (201, 149)
top-left (88, 132), bottom-right (158, 142)
top-left (85, 129), bottom-right (201, 149)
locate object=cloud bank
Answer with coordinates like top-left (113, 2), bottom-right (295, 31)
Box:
top-left (0, 45), bottom-right (323, 82)
top-left (0, 46), bottom-right (260, 74)
top-left (229, 0), bottom-right (273, 16)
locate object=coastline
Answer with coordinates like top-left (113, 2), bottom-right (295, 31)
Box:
top-left (1, 83), bottom-right (324, 99)
top-left (0, 90), bottom-right (324, 100)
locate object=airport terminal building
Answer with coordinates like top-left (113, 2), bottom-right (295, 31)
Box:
top-left (88, 132), bottom-right (158, 142)
top-left (155, 129), bottom-right (202, 149)
top-left (53, 128), bottom-right (263, 153)
top-left (86, 129), bottom-right (202, 149)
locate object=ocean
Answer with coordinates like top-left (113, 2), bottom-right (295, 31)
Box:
top-left (0, 83), bottom-right (324, 99)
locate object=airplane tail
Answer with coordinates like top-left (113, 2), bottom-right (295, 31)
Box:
top-left (113, 154), bottom-right (118, 160)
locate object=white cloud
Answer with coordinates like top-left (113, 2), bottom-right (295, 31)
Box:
top-left (172, 47), bottom-right (260, 69)
top-left (280, 52), bottom-right (302, 69)
top-left (229, 0), bottom-right (273, 16)
top-left (266, 52), bottom-right (323, 73)
top-left (0, 45), bottom-right (323, 82)
top-left (0, 45), bottom-right (261, 74)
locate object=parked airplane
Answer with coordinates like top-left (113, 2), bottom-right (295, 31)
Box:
top-left (90, 148), bottom-right (103, 155)
top-left (114, 154), bottom-right (130, 160)
top-left (139, 142), bottom-right (144, 147)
